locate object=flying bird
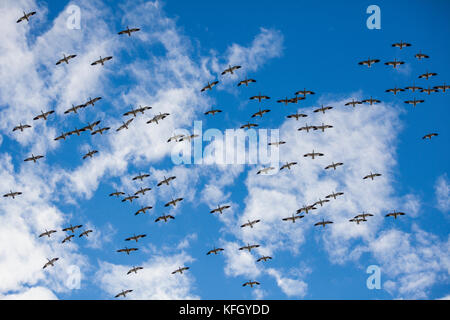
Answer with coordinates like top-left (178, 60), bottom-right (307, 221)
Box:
top-left (422, 133), bottom-right (438, 140)
top-left (3, 190), bottom-right (22, 199)
top-left (39, 229), bottom-right (57, 238)
top-left (257, 166), bottom-right (275, 175)
top-left (157, 176), bottom-right (176, 186)
top-left (201, 81), bottom-right (219, 92)
top-left (418, 71), bottom-right (437, 80)
top-left (256, 256), bottom-right (272, 262)
top-left (238, 243), bottom-right (260, 252)
top-left (384, 59), bottom-right (405, 69)
top-left (79, 230), bottom-right (93, 238)
top-left (179, 134), bottom-right (199, 142)
top-left (127, 266), bottom-right (143, 275)
top-left (314, 123), bottom-right (333, 132)
top-left (385, 87), bottom-right (405, 95)
top-left (122, 194), bottom-right (139, 203)
top-left (434, 83), bottom-right (450, 92)
top-left (295, 88), bottom-right (315, 97)
top-left (132, 172), bottom-right (150, 181)
top-left (155, 214), bottom-right (175, 223)
top-left (282, 214), bottom-right (305, 223)
top-left (286, 112), bottom-right (307, 120)
top-left (314, 219), bottom-right (334, 228)
top-left (207, 247), bottom-right (225, 255)
top-left (280, 161), bottom-right (297, 170)
top-left (118, 26), bottom-right (140, 36)
top-left (147, 112), bottom-right (170, 124)
top-left (134, 206), bottom-right (153, 216)
top-left (354, 212), bottom-right (374, 219)
top-left (109, 190), bottom-right (125, 197)
top-left (268, 141), bottom-right (286, 146)
top-left (345, 99), bottom-right (363, 107)
top-left (17, 11), bottom-right (36, 23)
top-left (362, 97), bottom-right (381, 105)
top-left (404, 84), bottom-right (423, 92)
top-left (82, 150), bottom-right (98, 160)
top-left (164, 197), bottom-right (183, 207)
top-left (385, 211), bottom-right (405, 219)
top-left (117, 247), bottom-right (138, 255)
top-left (56, 54), bottom-right (77, 65)
top-left (249, 93), bottom-right (270, 102)
top-left (313, 105), bottom-right (333, 114)
top-left (204, 108), bottom-right (222, 116)
top-left (84, 96), bottom-right (102, 107)
top-left (115, 290), bottom-right (133, 298)
top-left (12, 123), bottom-right (31, 132)
top-left (24, 154), bottom-right (44, 163)
top-left (363, 172), bottom-right (382, 180)
top-left (325, 162), bottom-right (344, 170)
top-left (91, 127), bottom-right (110, 135)
top-left (64, 103), bottom-right (85, 115)
top-left (421, 86), bottom-right (438, 95)
top-left (349, 218), bottom-right (367, 225)
top-left (167, 134), bottom-right (185, 142)
top-left (298, 124), bottom-right (317, 133)
top-left (221, 65), bottom-right (241, 75)
top-left (62, 224), bottom-right (83, 233)
top-left (62, 235), bottom-right (74, 243)
top-left (325, 191), bottom-right (344, 200)
top-left (91, 56), bottom-right (113, 66)
top-left (303, 150), bottom-right (324, 159)
top-left (240, 219), bottom-right (260, 228)
top-left (240, 122), bottom-right (258, 129)
top-left (125, 234), bottom-right (147, 242)
top-left (297, 204), bottom-right (316, 214)
top-left (134, 187), bottom-right (152, 196)
top-left (392, 41), bottom-right (411, 49)
top-left (243, 280), bottom-right (260, 288)
top-left (358, 58), bottom-right (380, 67)
top-left (116, 118), bottom-right (134, 131)
top-left (414, 52), bottom-right (429, 60)
top-left (251, 108), bottom-right (271, 118)
top-left (33, 110), bottom-right (55, 121)
top-left (237, 77), bottom-right (256, 87)
top-left (314, 198), bottom-right (330, 207)
top-left (404, 98), bottom-right (425, 107)
top-left (210, 204), bottom-right (231, 214)
top-left (172, 266), bottom-right (189, 274)
top-left (43, 258), bottom-right (59, 269)
top-left (54, 132), bottom-right (70, 141)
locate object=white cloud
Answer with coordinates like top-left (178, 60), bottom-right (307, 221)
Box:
top-left (435, 174), bottom-right (450, 212)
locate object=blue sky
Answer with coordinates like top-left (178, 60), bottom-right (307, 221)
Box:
top-left (0, 0), bottom-right (449, 300)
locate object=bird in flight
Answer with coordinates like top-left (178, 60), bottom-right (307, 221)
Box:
top-left (204, 108), bottom-right (222, 116)
top-left (3, 190), bottom-right (22, 199)
top-left (43, 258), bottom-right (59, 269)
top-left (24, 154), bottom-right (44, 163)
top-left (54, 132), bottom-right (70, 141)
top-left (157, 176), bottom-right (176, 186)
top-left (125, 234), bottom-right (147, 242)
top-left (62, 224), bottom-right (83, 233)
top-left (297, 204), bottom-right (316, 214)
top-left (115, 289), bottom-right (133, 298)
top-left (363, 172), bottom-right (382, 180)
top-left (117, 247), bottom-right (139, 255)
top-left (39, 229), bottom-right (57, 238)
top-left (268, 140), bottom-right (286, 147)
top-left (251, 108), bottom-right (271, 118)
top-left (122, 194), bottom-right (139, 203)
top-left (124, 105), bottom-right (152, 117)
top-left (155, 214), bottom-right (175, 223)
top-left (434, 83), bottom-right (450, 92)
top-left (210, 204), bottom-right (231, 214)
top-left (172, 266), bottom-right (190, 275)
top-left (240, 122), bottom-right (258, 130)
top-left (237, 77), bottom-right (256, 87)
top-left (421, 86), bottom-right (438, 95)
top-left (345, 99), bottom-right (363, 107)
top-left (84, 96), bottom-right (102, 107)
top-left (164, 197), bottom-right (184, 207)
top-left (349, 218), bottom-right (367, 225)
top-left (385, 211), bottom-right (405, 219)
top-left (147, 112), bottom-right (170, 124)
top-left (392, 41), bottom-right (411, 49)
top-left (109, 190), bottom-right (125, 197)
top-left (17, 11), bottom-right (36, 23)
top-left (132, 172), bottom-right (150, 181)
top-left (243, 280), bottom-right (260, 288)
top-left (384, 59), bottom-right (405, 69)
top-left (303, 150), bottom-right (324, 159)
top-left (33, 110), bottom-right (55, 121)
top-left (207, 247), bottom-right (225, 255)
top-left (239, 243), bottom-right (260, 252)
top-left (288, 95), bottom-right (305, 104)
top-left (314, 219), bottom-right (334, 228)
top-left (404, 98), bottom-right (425, 107)
top-left (12, 123), bottom-right (31, 132)
top-left (249, 93), bottom-right (270, 102)
top-left (257, 166), bottom-right (275, 175)
top-left (282, 214), bottom-right (305, 223)
top-left (118, 26), bottom-right (140, 36)
top-left (325, 162), bottom-right (344, 170)
top-left (91, 56), bottom-right (113, 66)
top-left (68, 127), bottom-right (86, 136)
top-left (418, 71), bottom-right (437, 80)
top-left (179, 134), bottom-right (199, 142)
top-left (385, 87), bottom-right (405, 95)
top-left (257, 256), bottom-right (272, 262)
top-left (277, 97), bottom-right (292, 105)
top-left (62, 234), bottom-right (75, 244)
top-left (240, 219), bottom-right (260, 229)
top-left (64, 103), bottom-right (85, 115)
top-left (354, 212), bottom-right (374, 219)
top-left (116, 118), bottom-right (134, 132)
top-left (134, 206), bottom-right (153, 216)
top-left (134, 187), bottom-right (152, 196)
top-left (314, 198), bottom-right (330, 207)
top-left (314, 123), bottom-right (333, 132)
top-left (82, 150), bottom-right (98, 160)
top-left (91, 127), bottom-right (110, 135)
top-left (404, 83), bottom-right (423, 92)
top-left (56, 54), bottom-right (77, 65)
top-left (313, 105), bottom-right (333, 114)
top-left (221, 65), bottom-right (241, 75)
top-left (280, 161), bottom-right (297, 170)
top-left (298, 123), bottom-right (317, 133)
top-left (362, 97), bottom-right (381, 105)
top-left (422, 133), bottom-right (438, 140)
top-left (414, 52), bottom-right (429, 60)
top-left (286, 111), bottom-right (307, 120)
top-left (167, 134), bottom-right (185, 142)
top-left (79, 230), bottom-right (93, 238)
top-left (358, 58), bottom-right (380, 67)
top-left (127, 266), bottom-right (143, 275)
top-left (325, 191), bottom-right (344, 200)
top-left (201, 81), bottom-right (219, 92)
top-left (295, 88), bottom-right (315, 97)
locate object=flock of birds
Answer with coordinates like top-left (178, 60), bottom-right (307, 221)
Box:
top-left (6, 11), bottom-right (446, 298)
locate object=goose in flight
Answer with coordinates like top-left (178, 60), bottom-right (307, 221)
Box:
top-left (384, 59), bottom-right (404, 69)
top-left (118, 26), bottom-right (140, 36)
top-left (349, 217), bottom-right (367, 224)
top-left (125, 234), bottom-right (147, 242)
top-left (325, 191), bottom-right (344, 200)
top-left (135, 206), bottom-right (153, 216)
top-left (240, 122), bottom-right (258, 129)
top-left (414, 52), bottom-right (429, 60)
top-left (54, 132), bottom-right (70, 141)
top-left (358, 58), bottom-right (380, 67)
top-left (147, 112), bottom-right (170, 124)
top-left (62, 224), bottom-right (83, 233)
top-left (268, 140), bottom-right (286, 147)
top-left (303, 150), bottom-right (324, 159)
top-left (422, 133), bottom-right (438, 140)
top-left (314, 123), bottom-right (333, 132)
top-left (91, 56), bottom-right (113, 66)
top-left (392, 41), bottom-right (411, 49)
top-left (24, 154), bottom-right (44, 163)
top-left (210, 204), bottom-right (231, 214)
top-left (237, 77), bottom-right (256, 87)
top-left (109, 190), bottom-right (125, 197)
top-left (314, 219), bottom-right (333, 228)
top-left (404, 98), bottom-right (425, 107)
top-left (243, 280), bottom-right (260, 288)
top-left (155, 214), bottom-right (175, 223)
top-left (132, 172), bottom-right (150, 181)
top-left (298, 124), bottom-right (317, 133)
top-left (385, 210), bottom-right (405, 219)
top-left (43, 258), bottom-right (59, 269)
top-left (282, 214), bottom-right (304, 223)
top-left (325, 162), bottom-right (344, 170)
top-left (204, 108), bottom-right (222, 116)
top-left (221, 65), bottom-right (241, 75)
top-left (288, 95), bottom-right (305, 104)
top-left (295, 88), bottom-right (315, 97)
top-left (313, 105), bottom-right (333, 114)
top-left (314, 198), bottom-right (330, 207)
top-left (82, 150), bottom-right (98, 160)
top-left (345, 99), bottom-right (363, 107)
top-left (201, 81), bottom-right (219, 92)
top-left (79, 229), bottom-right (93, 238)
top-left (84, 96), bottom-right (102, 107)
top-left (257, 166), bottom-right (275, 175)
top-left (64, 103), bottom-right (85, 115)
top-left (39, 229), bottom-right (57, 238)
top-left (3, 190), bottom-right (22, 199)
top-left (421, 86), bottom-right (438, 95)
top-left (134, 187), bottom-right (152, 196)
top-left (33, 110), bottom-right (55, 121)
top-left (280, 161), bottom-right (297, 170)
top-left (172, 266), bottom-right (190, 274)
top-left (207, 247), bottom-right (225, 255)
top-left (56, 54), bottom-right (77, 65)
top-left (362, 97), bottom-right (381, 105)
top-left (249, 93), bottom-right (270, 102)
top-left (12, 123), bottom-right (31, 132)
top-left (418, 71), bottom-right (437, 80)
top-left (62, 234), bottom-right (75, 243)
top-left (116, 118), bottom-right (134, 131)
top-left (251, 108), bottom-right (271, 118)
top-left (122, 194), bottom-right (139, 203)
top-left (257, 256), bottom-right (272, 262)
top-left (238, 243), bottom-right (260, 252)
top-left (17, 11), bottom-right (36, 23)
top-left (127, 266), bottom-right (143, 275)
top-left (124, 105), bottom-right (152, 117)
top-left (434, 83), bottom-right (450, 92)
top-left (286, 112), bottom-right (307, 120)
top-left (240, 219), bottom-right (260, 228)
top-left (91, 127), bottom-right (110, 135)
top-left (277, 97), bottom-right (291, 105)
top-left (179, 134), bottom-right (199, 142)
top-left (385, 87), bottom-right (405, 95)
top-left (68, 127), bottom-right (87, 137)
top-left (115, 290), bottom-right (133, 298)
top-left (117, 247), bottom-right (138, 255)
top-left (167, 134), bottom-right (185, 142)
top-left (404, 84), bottom-right (423, 92)
top-left (297, 204), bottom-right (316, 214)
top-left (354, 212), bottom-right (374, 219)
top-left (164, 197), bottom-right (184, 207)
top-left (363, 172), bottom-right (382, 180)
top-left (157, 176), bottom-right (176, 186)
